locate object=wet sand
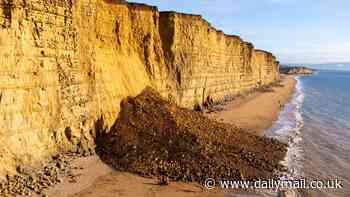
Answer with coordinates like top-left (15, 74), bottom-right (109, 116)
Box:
top-left (46, 75), bottom-right (296, 197)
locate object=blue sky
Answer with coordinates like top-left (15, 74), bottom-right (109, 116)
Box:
top-left (131, 0), bottom-right (350, 65)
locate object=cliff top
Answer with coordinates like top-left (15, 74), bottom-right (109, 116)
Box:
top-left (104, 0), bottom-right (158, 11)
top-left (121, 1), bottom-right (275, 53)
top-left (108, 1), bottom-right (276, 59)
top-left (255, 49), bottom-right (273, 55)
top-left (127, 2), bottom-right (158, 11)
top-left (160, 11), bottom-right (247, 42)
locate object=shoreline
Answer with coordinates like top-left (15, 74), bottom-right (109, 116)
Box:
top-left (207, 75), bottom-right (297, 136)
top-left (43, 75), bottom-right (298, 197)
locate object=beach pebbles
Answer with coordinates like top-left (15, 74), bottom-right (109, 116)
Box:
top-left (0, 151), bottom-right (92, 196)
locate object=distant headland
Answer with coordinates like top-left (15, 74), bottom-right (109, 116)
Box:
top-left (280, 65), bottom-right (315, 75)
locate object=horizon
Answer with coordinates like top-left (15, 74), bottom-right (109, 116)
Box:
top-left (283, 62), bottom-right (350, 71)
top-left (130, 0), bottom-right (350, 69)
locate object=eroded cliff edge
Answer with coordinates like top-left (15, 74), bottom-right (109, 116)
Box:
top-left (0, 0), bottom-right (280, 177)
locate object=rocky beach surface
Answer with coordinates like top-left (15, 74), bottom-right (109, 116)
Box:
top-left (0, 151), bottom-right (94, 197)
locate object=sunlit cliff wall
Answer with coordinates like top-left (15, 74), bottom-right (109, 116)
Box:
top-left (159, 12), bottom-right (280, 107)
top-left (0, 0), bottom-right (279, 177)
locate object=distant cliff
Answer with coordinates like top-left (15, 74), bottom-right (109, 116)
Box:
top-left (280, 66), bottom-right (315, 75)
top-left (0, 0), bottom-right (280, 176)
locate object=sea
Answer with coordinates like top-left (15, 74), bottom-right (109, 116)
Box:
top-left (267, 69), bottom-right (350, 197)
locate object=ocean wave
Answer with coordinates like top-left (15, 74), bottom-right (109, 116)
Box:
top-left (243, 77), bottom-right (306, 197)
top-left (267, 76), bottom-right (305, 179)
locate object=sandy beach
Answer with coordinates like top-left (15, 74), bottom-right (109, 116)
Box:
top-left (208, 75), bottom-right (297, 136)
top-left (46, 75), bottom-right (296, 197)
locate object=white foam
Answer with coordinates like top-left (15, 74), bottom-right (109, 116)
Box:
top-left (267, 76), bottom-right (305, 179)
top-left (246, 78), bottom-right (306, 197)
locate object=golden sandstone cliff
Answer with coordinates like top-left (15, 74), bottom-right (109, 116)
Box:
top-left (0, 0), bottom-right (280, 177)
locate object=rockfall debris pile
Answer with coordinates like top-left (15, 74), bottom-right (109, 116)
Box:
top-left (96, 87), bottom-right (288, 183)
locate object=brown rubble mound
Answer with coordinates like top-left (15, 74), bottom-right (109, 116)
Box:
top-left (96, 87), bottom-right (287, 183)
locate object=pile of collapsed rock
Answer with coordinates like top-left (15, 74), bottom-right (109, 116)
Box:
top-left (96, 87), bottom-right (287, 184)
top-left (0, 87), bottom-right (288, 196)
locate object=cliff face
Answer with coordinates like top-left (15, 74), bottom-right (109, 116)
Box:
top-left (159, 13), bottom-right (280, 107)
top-left (0, 0), bottom-right (279, 177)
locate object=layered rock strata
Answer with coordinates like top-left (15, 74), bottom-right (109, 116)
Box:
top-left (0, 0), bottom-right (280, 177)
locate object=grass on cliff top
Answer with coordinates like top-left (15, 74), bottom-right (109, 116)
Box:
top-left (95, 87), bottom-right (287, 183)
